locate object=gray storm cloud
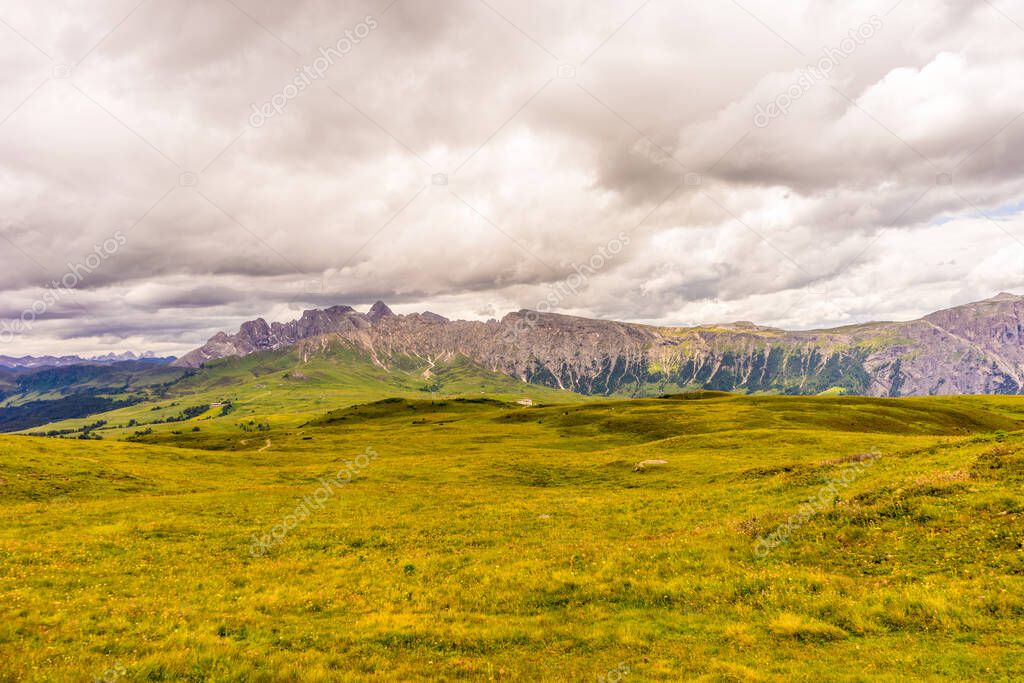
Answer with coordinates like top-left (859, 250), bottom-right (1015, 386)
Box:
top-left (1, 0), bottom-right (1023, 355)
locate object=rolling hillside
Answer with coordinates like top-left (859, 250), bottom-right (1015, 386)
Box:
top-left (2, 392), bottom-right (1023, 679)
top-left (19, 345), bottom-right (585, 440)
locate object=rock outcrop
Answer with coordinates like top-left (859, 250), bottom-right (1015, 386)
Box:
top-left (172, 294), bottom-right (1024, 397)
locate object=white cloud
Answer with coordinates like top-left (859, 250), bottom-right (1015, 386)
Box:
top-left (0, 0), bottom-right (1023, 355)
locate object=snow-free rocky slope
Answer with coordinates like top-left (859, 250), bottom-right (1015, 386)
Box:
top-left (173, 294), bottom-right (1024, 397)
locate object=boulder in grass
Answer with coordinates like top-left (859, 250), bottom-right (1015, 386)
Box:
top-left (633, 459), bottom-right (668, 472)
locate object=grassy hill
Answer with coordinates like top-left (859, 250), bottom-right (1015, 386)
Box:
top-left (16, 348), bottom-right (585, 440)
top-left (0, 362), bottom-right (186, 433)
top-left (2, 392), bottom-right (1024, 680)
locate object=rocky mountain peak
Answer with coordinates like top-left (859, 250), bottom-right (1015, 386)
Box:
top-left (238, 318), bottom-right (271, 339)
top-left (172, 294), bottom-right (1024, 398)
top-left (367, 301), bottom-right (395, 323)
top-left (420, 311), bottom-right (449, 324)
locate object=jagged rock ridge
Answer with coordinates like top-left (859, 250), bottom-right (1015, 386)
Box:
top-left (173, 294), bottom-right (1024, 397)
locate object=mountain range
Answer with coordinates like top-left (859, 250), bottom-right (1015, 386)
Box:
top-left (172, 293), bottom-right (1024, 397)
top-left (0, 351), bottom-right (174, 369)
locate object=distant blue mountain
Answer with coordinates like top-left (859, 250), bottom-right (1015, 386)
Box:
top-left (0, 352), bottom-right (176, 369)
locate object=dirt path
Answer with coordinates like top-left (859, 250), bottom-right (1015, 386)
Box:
top-left (257, 438), bottom-right (272, 452)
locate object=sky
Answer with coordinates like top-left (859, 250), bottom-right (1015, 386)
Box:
top-left (1, 0), bottom-right (1023, 357)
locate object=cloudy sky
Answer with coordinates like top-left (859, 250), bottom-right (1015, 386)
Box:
top-left (1, 0), bottom-right (1023, 356)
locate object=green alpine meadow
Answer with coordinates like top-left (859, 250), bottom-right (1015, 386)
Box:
top-left (2, 344), bottom-right (1024, 680)
top-left (4, 1), bottom-right (1024, 679)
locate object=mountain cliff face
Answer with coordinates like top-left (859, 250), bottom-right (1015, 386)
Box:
top-left (173, 294), bottom-right (1024, 397)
